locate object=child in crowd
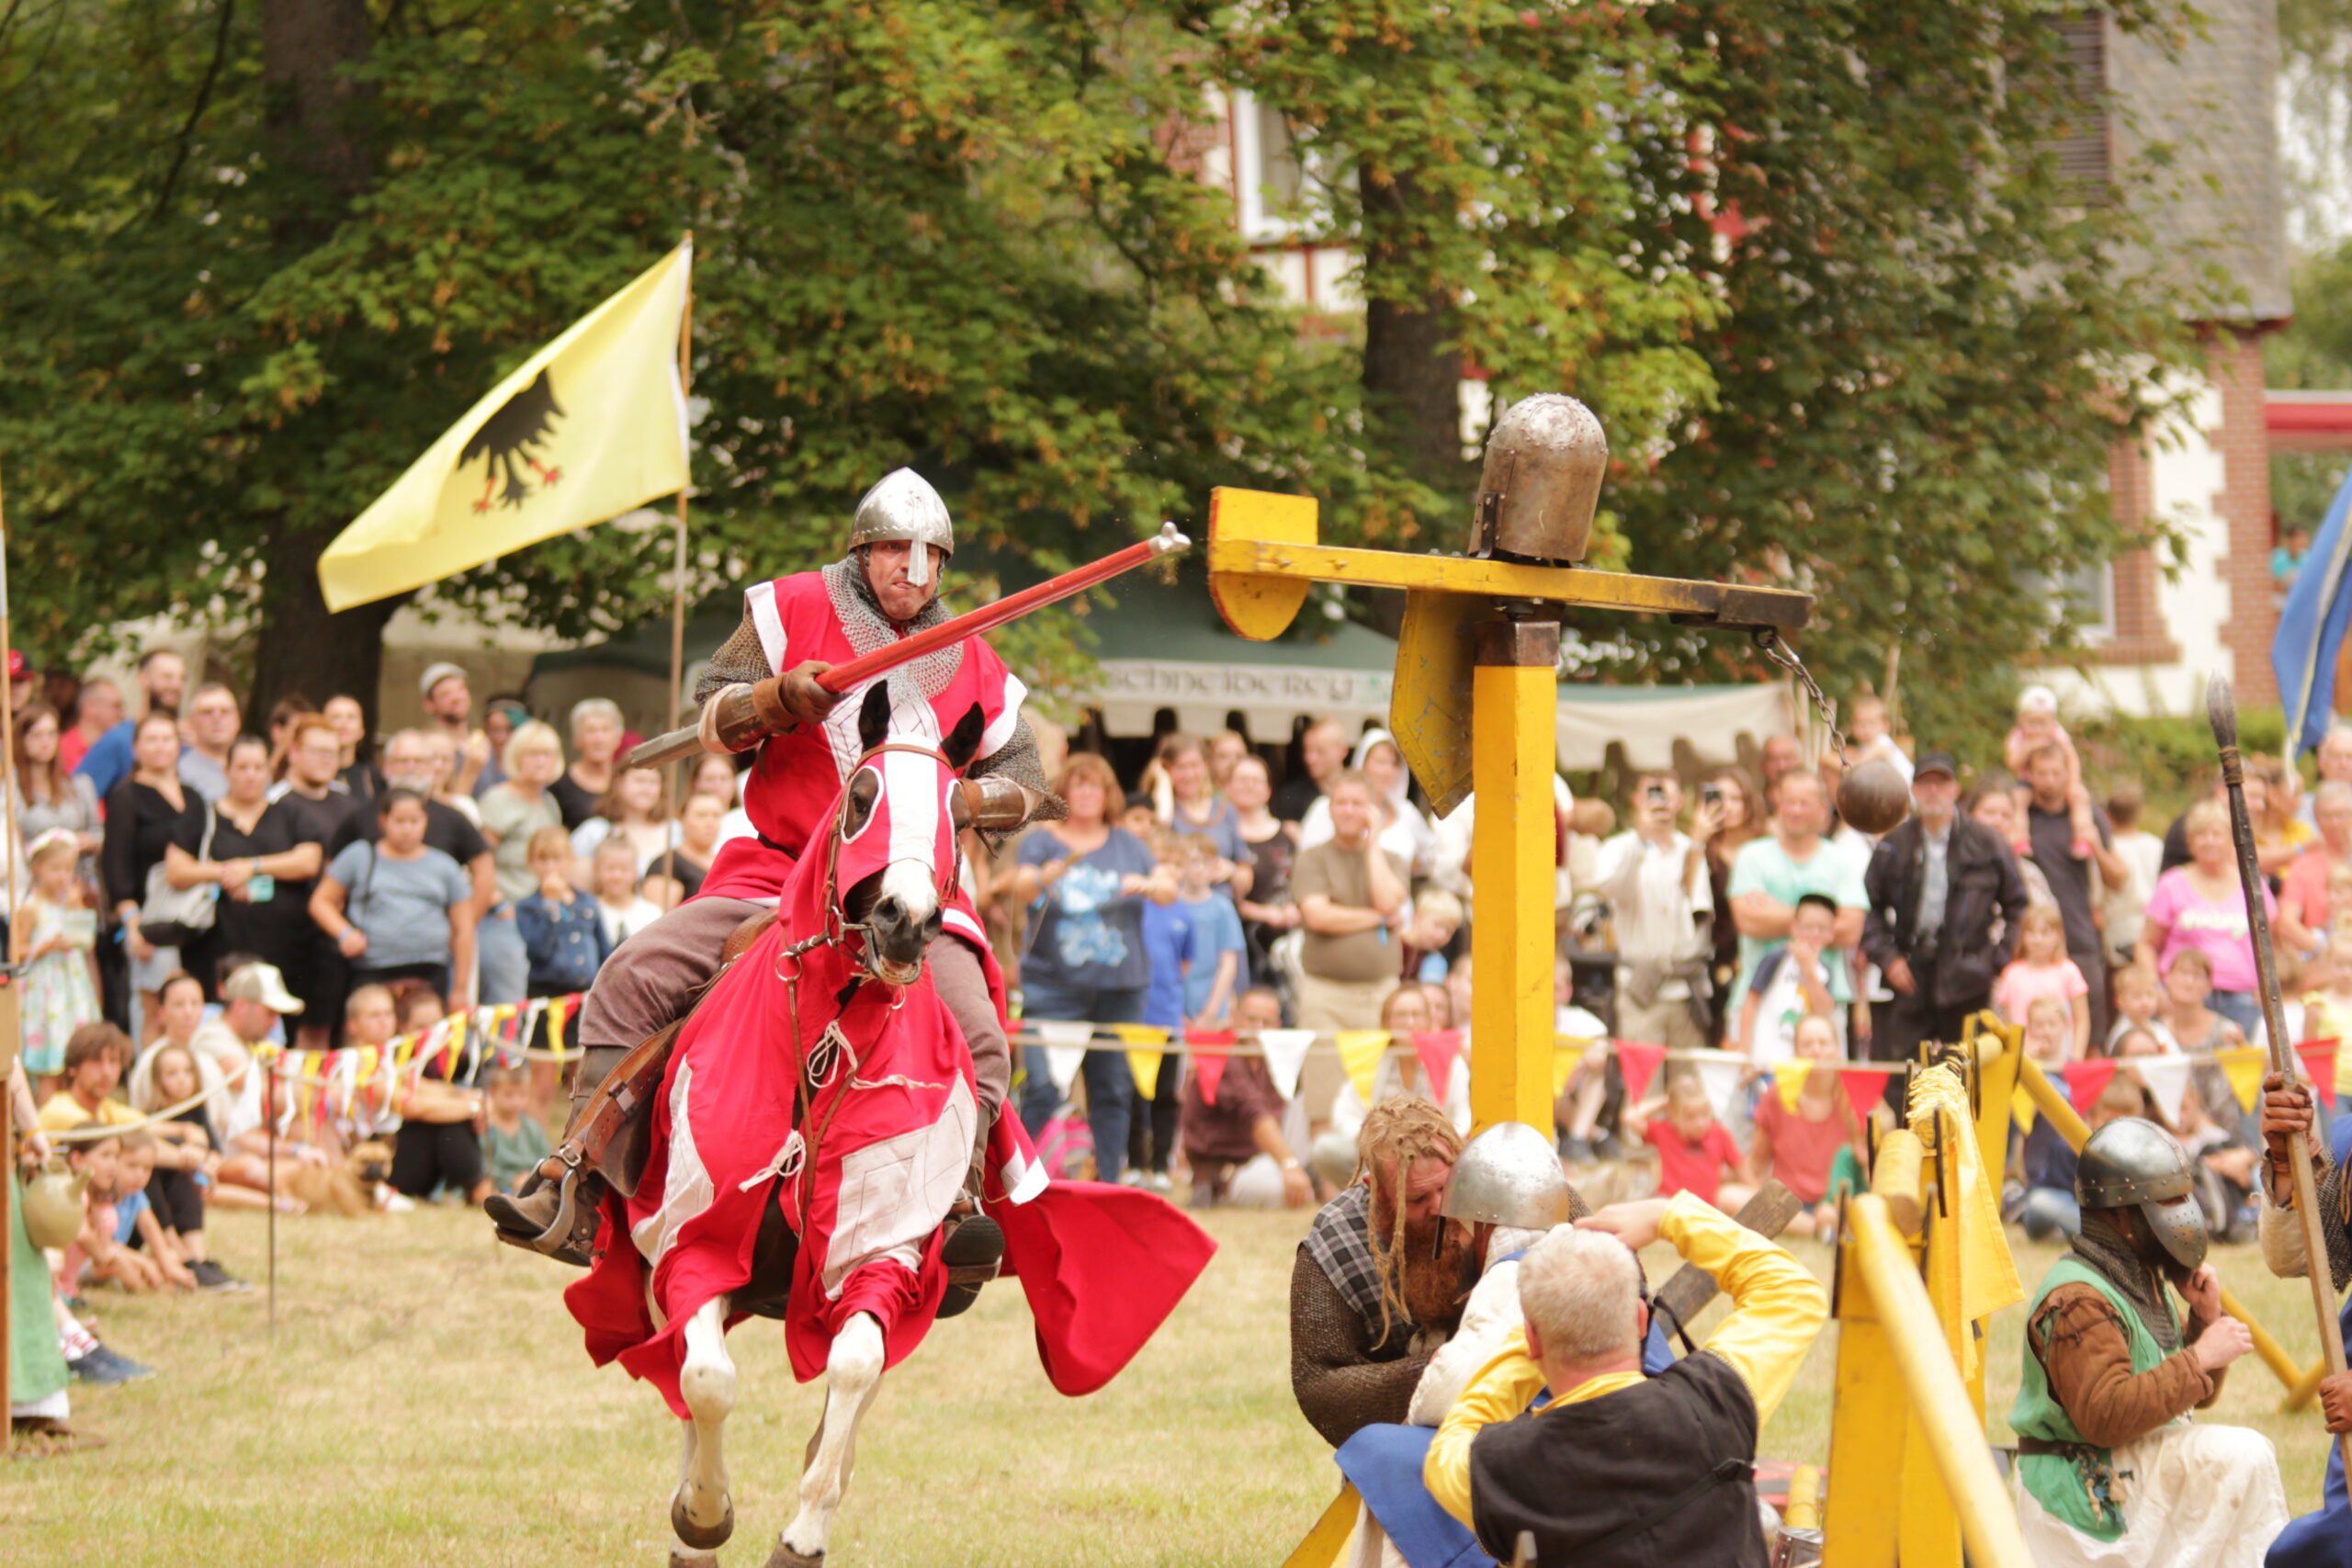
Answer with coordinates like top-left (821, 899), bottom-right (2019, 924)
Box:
top-left (480, 1062), bottom-right (551, 1196)
top-left (2007, 998), bottom-right (2099, 1240)
top-left (1131, 833), bottom-right (1194, 1189)
top-left (2107, 1027), bottom-right (2178, 1128)
top-left (1741, 1013), bottom-right (1867, 1236)
top-left (2004, 685), bottom-right (2077, 786)
top-left (1847, 694), bottom-right (1912, 783)
top-left (1628, 1070), bottom-right (1744, 1208)
top-left (1171, 834), bottom-right (1247, 1031)
top-left (1737, 893), bottom-right (1842, 1063)
top-left (55, 1126), bottom-right (167, 1295)
top-left (377, 982), bottom-right (491, 1206)
top-left (1402, 889), bottom-right (1464, 984)
top-left (130, 1031), bottom-right (244, 1287)
top-left (109, 1132), bottom-right (198, 1292)
top-left (515, 824), bottom-right (611, 1062)
top-left (1994, 905), bottom-right (2090, 1057)
top-left (2105, 963), bottom-right (2178, 1055)
top-left (590, 836), bottom-right (664, 949)
top-left (13, 829), bottom-right (98, 1096)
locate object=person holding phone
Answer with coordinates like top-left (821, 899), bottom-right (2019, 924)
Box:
top-left (1592, 771), bottom-right (1717, 1048)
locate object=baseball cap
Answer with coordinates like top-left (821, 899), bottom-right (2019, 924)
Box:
top-left (6, 650), bottom-right (28, 680)
top-left (1915, 750), bottom-right (1958, 782)
top-left (223, 962), bottom-right (302, 1014)
top-left (2016, 683), bottom-right (2058, 716)
top-left (418, 661), bottom-right (468, 701)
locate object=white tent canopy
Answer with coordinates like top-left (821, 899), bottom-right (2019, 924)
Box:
top-left (1554, 682), bottom-right (1793, 771)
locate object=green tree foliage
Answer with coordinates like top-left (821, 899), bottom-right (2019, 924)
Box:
top-left (0, 0), bottom-right (1341, 718)
top-left (2268, 243), bottom-right (2352, 531)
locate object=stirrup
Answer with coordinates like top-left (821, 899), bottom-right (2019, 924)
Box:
top-left (489, 1165), bottom-right (601, 1268)
top-left (935, 1209), bottom-right (1002, 1320)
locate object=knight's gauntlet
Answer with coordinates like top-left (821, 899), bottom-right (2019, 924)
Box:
top-left (956, 774), bottom-right (1035, 831)
top-left (698, 662), bottom-right (840, 754)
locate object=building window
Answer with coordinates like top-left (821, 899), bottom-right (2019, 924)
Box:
top-left (2045, 13), bottom-right (2113, 196)
top-left (2020, 561), bottom-right (2117, 645)
top-left (1231, 91), bottom-right (1317, 242)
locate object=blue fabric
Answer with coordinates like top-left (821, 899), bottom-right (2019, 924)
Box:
top-left (513, 891), bottom-right (611, 993)
top-left (1176, 892), bottom-right (1247, 1021)
top-left (72, 719), bottom-right (137, 800)
top-left (1336, 1425), bottom-right (1495, 1568)
top-left (1017, 829), bottom-right (1159, 991)
top-left (1643, 1314), bottom-right (1676, 1374)
top-left (2019, 1187), bottom-right (2081, 1242)
top-left (1016, 976), bottom-right (1144, 1183)
top-left (1139, 899), bottom-right (1194, 1032)
top-left (2277, 467), bottom-right (2352, 757)
top-left (112, 1188), bottom-right (150, 1247)
top-left (2270, 1113), bottom-right (2352, 1567)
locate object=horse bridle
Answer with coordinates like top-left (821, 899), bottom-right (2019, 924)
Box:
top-left (809, 739), bottom-right (969, 976)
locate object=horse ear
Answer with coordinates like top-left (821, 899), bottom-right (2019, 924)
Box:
top-left (943, 704), bottom-right (986, 772)
top-left (857, 683), bottom-right (892, 752)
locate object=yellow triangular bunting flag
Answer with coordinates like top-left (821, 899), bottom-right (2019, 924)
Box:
top-left (2218, 1046), bottom-right (2267, 1113)
top-left (1112, 1023), bottom-right (1170, 1046)
top-left (1773, 1059), bottom-right (1812, 1114)
top-left (1127, 1050), bottom-right (1164, 1100)
top-left (1337, 1031), bottom-right (1390, 1103)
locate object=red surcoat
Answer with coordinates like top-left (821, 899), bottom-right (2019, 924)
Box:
top-left (696, 569), bottom-right (1025, 953)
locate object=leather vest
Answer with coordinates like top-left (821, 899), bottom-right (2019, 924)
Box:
top-left (1468, 1350), bottom-right (1765, 1567)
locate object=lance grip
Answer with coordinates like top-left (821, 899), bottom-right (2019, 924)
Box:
top-left (2207, 673), bottom-right (2352, 1474)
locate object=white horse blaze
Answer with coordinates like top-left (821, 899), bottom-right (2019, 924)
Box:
top-left (781, 1312), bottom-right (888, 1560)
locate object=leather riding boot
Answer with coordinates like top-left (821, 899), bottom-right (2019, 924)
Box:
top-left (934, 1160), bottom-right (1004, 1320)
top-left (484, 1043), bottom-right (630, 1239)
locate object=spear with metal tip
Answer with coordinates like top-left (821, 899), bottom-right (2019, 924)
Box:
top-left (2209, 673), bottom-right (2351, 1474)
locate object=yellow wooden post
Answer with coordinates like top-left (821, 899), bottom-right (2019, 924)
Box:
top-left (1899, 1104), bottom-right (1966, 1568)
top-left (1470, 621), bottom-right (1562, 1132)
top-left (1823, 1228), bottom-right (1908, 1568)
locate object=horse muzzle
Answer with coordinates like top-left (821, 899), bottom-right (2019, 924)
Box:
top-left (861, 892), bottom-right (941, 983)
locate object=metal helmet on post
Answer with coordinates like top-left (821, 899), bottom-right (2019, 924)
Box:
top-left (848, 468), bottom-right (956, 588)
top-left (2076, 1116), bottom-right (2208, 1273)
top-left (1469, 394), bottom-right (1609, 565)
top-left (1442, 1121), bottom-right (1574, 1229)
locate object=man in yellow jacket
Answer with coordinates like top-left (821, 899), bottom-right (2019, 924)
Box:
top-left (1424, 1191), bottom-right (1827, 1566)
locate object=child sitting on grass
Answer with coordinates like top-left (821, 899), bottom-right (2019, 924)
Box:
top-left (481, 1063), bottom-right (550, 1196)
top-left (1627, 1070), bottom-right (1744, 1208)
top-left (54, 1126), bottom-right (170, 1295)
top-left (1995, 904), bottom-right (2089, 1057)
top-left (109, 1131), bottom-right (197, 1292)
top-left (1741, 1013), bottom-right (1867, 1236)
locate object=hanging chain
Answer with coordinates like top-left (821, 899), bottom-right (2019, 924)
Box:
top-left (1753, 627), bottom-right (1849, 763)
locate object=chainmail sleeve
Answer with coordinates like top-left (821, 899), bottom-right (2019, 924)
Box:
top-left (695, 607), bottom-right (775, 704)
top-left (1290, 1247), bottom-right (1430, 1448)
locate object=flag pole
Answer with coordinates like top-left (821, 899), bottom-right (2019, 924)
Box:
top-left (660, 234), bottom-right (694, 911)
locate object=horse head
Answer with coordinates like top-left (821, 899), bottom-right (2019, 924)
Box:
top-left (825, 682), bottom-right (986, 987)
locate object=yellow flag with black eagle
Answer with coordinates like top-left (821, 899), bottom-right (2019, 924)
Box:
top-left (318, 240), bottom-right (693, 611)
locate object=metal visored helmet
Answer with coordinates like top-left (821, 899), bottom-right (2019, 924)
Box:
top-left (847, 468), bottom-right (956, 587)
top-left (1441, 1121), bottom-right (1574, 1229)
top-left (1470, 393), bottom-right (1609, 564)
top-left (2076, 1116), bottom-right (2208, 1273)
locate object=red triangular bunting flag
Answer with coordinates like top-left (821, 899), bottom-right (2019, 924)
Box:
top-left (1412, 1030), bottom-right (1464, 1098)
top-left (2062, 1059), bottom-right (2120, 1115)
top-left (2298, 1040), bottom-right (2340, 1107)
top-left (1187, 1030), bottom-right (1235, 1106)
top-left (1838, 1066), bottom-right (1888, 1128)
top-left (1615, 1040), bottom-right (1666, 1103)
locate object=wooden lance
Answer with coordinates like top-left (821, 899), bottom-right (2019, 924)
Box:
top-left (622, 523), bottom-right (1193, 771)
top-left (2209, 674), bottom-right (2352, 1475)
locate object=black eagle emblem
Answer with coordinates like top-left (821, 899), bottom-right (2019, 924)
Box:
top-left (462, 368), bottom-right (565, 513)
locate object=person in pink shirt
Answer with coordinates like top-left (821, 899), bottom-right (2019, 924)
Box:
top-left (2281, 780), bottom-right (2352, 932)
top-left (2139, 798), bottom-right (2308, 1040)
top-left (1994, 904), bottom-right (2090, 1057)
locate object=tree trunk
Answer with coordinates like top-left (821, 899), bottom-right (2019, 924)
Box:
top-left (1360, 164), bottom-right (1469, 637)
top-left (250, 523), bottom-right (401, 728)
top-left (254, 0), bottom-right (384, 726)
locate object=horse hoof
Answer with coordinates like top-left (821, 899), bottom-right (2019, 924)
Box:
top-left (672, 1492), bottom-right (735, 1551)
top-left (763, 1544), bottom-right (823, 1568)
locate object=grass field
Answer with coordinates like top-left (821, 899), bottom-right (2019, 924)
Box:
top-left (4, 1201), bottom-right (2344, 1565)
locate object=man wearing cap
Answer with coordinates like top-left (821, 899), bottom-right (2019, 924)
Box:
top-left (1861, 751), bottom-right (2028, 1078)
top-left (488, 469), bottom-right (1057, 1305)
top-left (2010, 1117), bottom-right (2285, 1565)
top-left (190, 962), bottom-right (306, 1149)
top-left (1423, 1190), bottom-right (1827, 1565)
top-left (418, 662), bottom-right (492, 798)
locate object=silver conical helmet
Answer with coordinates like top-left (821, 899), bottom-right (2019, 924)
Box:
top-left (847, 468), bottom-right (955, 587)
top-left (1442, 1121), bottom-right (1573, 1228)
top-left (2076, 1117), bottom-right (2207, 1273)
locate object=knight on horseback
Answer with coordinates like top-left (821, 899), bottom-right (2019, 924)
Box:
top-left (489, 466), bottom-right (1057, 1315)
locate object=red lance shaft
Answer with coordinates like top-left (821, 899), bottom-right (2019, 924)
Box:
top-left (625, 522), bottom-right (1192, 770)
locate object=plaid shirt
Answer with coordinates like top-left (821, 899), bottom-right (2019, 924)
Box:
top-left (1302, 1182), bottom-right (1387, 1332)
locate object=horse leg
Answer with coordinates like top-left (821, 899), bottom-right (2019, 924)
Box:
top-left (667, 1424), bottom-right (718, 1568)
top-left (670, 1295), bottom-right (738, 1551)
top-left (769, 1312), bottom-right (886, 1568)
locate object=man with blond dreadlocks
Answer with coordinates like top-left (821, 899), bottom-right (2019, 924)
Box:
top-left (1293, 1098), bottom-right (1588, 1446)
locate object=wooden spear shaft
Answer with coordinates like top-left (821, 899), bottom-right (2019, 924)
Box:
top-left (2209, 674), bottom-right (2352, 1475)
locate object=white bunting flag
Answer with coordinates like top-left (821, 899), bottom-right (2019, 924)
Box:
top-left (1257, 1030), bottom-right (1317, 1100)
